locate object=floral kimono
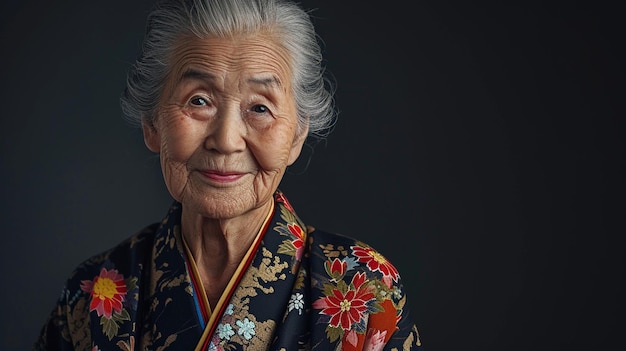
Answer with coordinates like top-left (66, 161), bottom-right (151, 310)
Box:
top-left (35, 191), bottom-right (423, 350)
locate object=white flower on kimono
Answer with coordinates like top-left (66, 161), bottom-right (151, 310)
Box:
top-left (288, 293), bottom-right (304, 314)
top-left (207, 341), bottom-right (225, 351)
top-left (217, 323), bottom-right (235, 340)
top-left (363, 329), bottom-right (388, 351)
top-left (236, 318), bottom-right (256, 340)
top-left (225, 303), bottom-right (234, 315)
top-left (392, 286), bottom-right (402, 299)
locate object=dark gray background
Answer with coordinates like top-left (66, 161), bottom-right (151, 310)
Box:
top-left (1, 0), bottom-right (624, 350)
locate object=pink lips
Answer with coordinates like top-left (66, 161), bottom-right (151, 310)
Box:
top-left (200, 170), bottom-right (245, 183)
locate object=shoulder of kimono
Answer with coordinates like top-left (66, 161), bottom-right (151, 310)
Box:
top-left (60, 222), bottom-right (160, 296)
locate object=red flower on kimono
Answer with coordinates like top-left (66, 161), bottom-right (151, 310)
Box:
top-left (325, 258), bottom-right (348, 280)
top-left (80, 268), bottom-right (128, 319)
top-left (367, 298), bottom-right (400, 343)
top-left (351, 245), bottom-right (399, 285)
top-left (275, 191), bottom-right (295, 212)
top-left (363, 329), bottom-right (387, 351)
top-left (313, 272), bottom-right (376, 330)
top-left (288, 223), bottom-right (305, 259)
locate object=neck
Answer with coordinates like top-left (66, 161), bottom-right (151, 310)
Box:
top-left (180, 200), bottom-right (273, 307)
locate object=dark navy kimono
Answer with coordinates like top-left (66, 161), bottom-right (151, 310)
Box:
top-left (35, 191), bottom-right (423, 350)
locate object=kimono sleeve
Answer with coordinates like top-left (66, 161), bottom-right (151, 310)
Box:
top-left (308, 231), bottom-right (424, 350)
top-left (378, 276), bottom-right (424, 350)
top-left (33, 281), bottom-right (90, 351)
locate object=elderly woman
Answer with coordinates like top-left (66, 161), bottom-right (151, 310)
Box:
top-left (35, 0), bottom-right (423, 350)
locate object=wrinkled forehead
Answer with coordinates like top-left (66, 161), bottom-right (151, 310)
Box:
top-left (166, 33), bottom-right (293, 90)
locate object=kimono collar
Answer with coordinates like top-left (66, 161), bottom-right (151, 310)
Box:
top-left (145, 190), bottom-right (309, 350)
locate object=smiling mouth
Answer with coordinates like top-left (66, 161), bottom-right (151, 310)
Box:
top-left (199, 170), bottom-right (246, 183)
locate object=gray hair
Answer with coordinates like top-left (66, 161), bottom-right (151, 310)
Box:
top-left (120, 0), bottom-right (336, 138)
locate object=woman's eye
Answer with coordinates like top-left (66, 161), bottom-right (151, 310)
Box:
top-left (250, 104), bottom-right (269, 114)
top-left (190, 96), bottom-right (208, 106)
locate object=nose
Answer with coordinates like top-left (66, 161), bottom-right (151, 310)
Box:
top-left (204, 103), bottom-right (246, 154)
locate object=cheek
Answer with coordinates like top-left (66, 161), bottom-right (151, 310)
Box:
top-left (158, 116), bottom-right (202, 163)
top-left (154, 115), bottom-right (205, 196)
top-left (159, 136), bottom-right (190, 196)
top-left (249, 122), bottom-right (296, 171)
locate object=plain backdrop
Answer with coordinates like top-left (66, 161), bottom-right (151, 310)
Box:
top-left (1, 0), bottom-right (624, 350)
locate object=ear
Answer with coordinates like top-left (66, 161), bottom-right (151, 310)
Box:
top-left (142, 119), bottom-right (161, 153)
top-left (287, 123), bottom-right (309, 165)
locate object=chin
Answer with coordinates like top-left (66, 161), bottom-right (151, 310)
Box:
top-left (183, 187), bottom-right (262, 220)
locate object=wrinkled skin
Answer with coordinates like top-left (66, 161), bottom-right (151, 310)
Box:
top-left (142, 33), bottom-right (308, 305)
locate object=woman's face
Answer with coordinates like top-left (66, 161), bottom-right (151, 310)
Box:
top-left (143, 34), bottom-right (307, 219)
